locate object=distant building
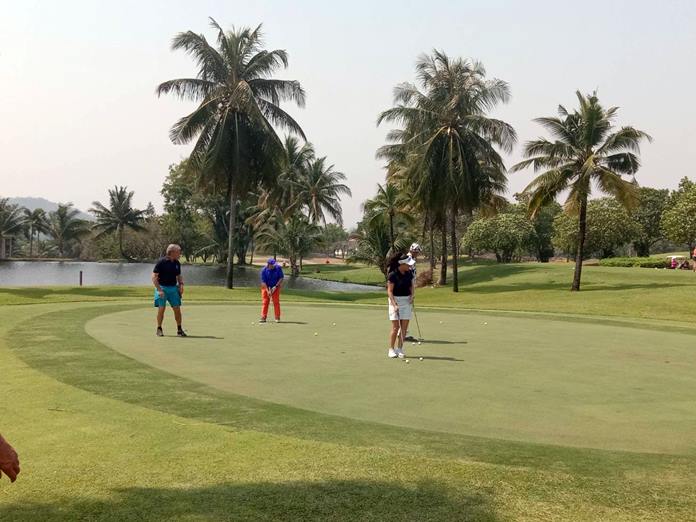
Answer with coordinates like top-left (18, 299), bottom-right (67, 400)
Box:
top-left (0, 236), bottom-right (14, 259)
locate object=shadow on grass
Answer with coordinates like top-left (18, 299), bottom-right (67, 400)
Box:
top-left (413, 355), bottom-right (465, 362)
top-left (0, 480), bottom-right (499, 522)
top-left (417, 339), bottom-right (468, 345)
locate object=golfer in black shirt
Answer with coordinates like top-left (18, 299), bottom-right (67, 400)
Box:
top-left (152, 244), bottom-right (186, 337)
top-left (386, 253), bottom-right (415, 359)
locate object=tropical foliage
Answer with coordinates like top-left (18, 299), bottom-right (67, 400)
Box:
top-left (512, 91), bottom-right (650, 290)
top-left (157, 19), bottom-right (306, 287)
top-left (90, 186), bottom-right (147, 260)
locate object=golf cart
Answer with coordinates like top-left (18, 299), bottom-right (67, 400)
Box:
top-left (667, 255), bottom-right (691, 270)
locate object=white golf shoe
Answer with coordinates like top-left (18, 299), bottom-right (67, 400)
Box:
top-left (388, 348), bottom-right (398, 358)
top-left (395, 348), bottom-right (405, 359)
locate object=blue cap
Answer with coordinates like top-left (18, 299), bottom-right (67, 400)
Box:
top-left (267, 258), bottom-right (276, 265)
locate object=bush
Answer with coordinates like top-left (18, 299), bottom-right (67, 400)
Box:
top-left (598, 256), bottom-right (669, 268)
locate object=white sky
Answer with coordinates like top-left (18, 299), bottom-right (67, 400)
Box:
top-left (1, 0), bottom-right (695, 227)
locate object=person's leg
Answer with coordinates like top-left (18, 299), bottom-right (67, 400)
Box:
top-left (399, 320), bottom-right (410, 347)
top-left (173, 306), bottom-right (182, 328)
top-left (157, 306), bottom-right (165, 327)
top-left (390, 320), bottom-right (400, 348)
top-left (272, 288), bottom-right (281, 320)
top-left (261, 288), bottom-right (270, 320)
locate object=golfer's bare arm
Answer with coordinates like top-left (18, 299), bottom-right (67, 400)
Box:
top-left (177, 274), bottom-right (184, 295)
top-left (387, 282), bottom-right (398, 308)
top-left (152, 272), bottom-right (163, 295)
top-left (0, 433), bottom-right (20, 483)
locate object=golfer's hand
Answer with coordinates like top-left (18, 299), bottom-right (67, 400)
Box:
top-left (0, 436), bottom-right (20, 483)
top-left (178, 285), bottom-right (184, 297)
top-left (409, 295), bottom-right (414, 304)
top-left (158, 289), bottom-right (165, 299)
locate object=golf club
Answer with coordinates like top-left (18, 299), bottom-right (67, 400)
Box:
top-left (413, 304), bottom-right (423, 341)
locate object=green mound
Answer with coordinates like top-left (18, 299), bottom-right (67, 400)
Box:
top-left (85, 304), bottom-right (696, 453)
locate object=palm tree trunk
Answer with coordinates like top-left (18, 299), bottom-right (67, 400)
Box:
top-left (226, 114), bottom-right (240, 289)
top-left (428, 217), bottom-right (435, 273)
top-left (389, 213), bottom-right (395, 250)
top-left (29, 228), bottom-right (34, 257)
top-left (118, 227), bottom-right (126, 260)
top-left (450, 211), bottom-right (459, 293)
top-left (571, 197), bottom-right (588, 292)
top-left (438, 220), bottom-right (447, 285)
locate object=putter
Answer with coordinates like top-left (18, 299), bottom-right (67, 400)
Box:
top-left (413, 305), bottom-right (423, 341)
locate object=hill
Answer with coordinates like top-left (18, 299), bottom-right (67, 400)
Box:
top-left (6, 196), bottom-right (93, 221)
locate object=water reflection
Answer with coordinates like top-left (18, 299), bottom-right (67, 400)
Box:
top-left (0, 261), bottom-right (378, 293)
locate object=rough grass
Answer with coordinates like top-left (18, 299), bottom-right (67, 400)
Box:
top-left (3, 264), bottom-right (696, 520)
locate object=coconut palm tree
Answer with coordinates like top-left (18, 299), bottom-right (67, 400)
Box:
top-left (362, 183), bottom-right (413, 249)
top-left (512, 91), bottom-right (650, 291)
top-left (90, 186), bottom-right (146, 260)
top-left (252, 135), bottom-right (315, 228)
top-left (0, 199), bottom-right (25, 238)
top-left (296, 157), bottom-right (351, 225)
top-left (23, 208), bottom-right (48, 257)
top-left (256, 215), bottom-right (320, 276)
top-left (46, 204), bottom-right (90, 258)
top-left (157, 18), bottom-right (306, 288)
top-left (378, 51), bottom-right (516, 291)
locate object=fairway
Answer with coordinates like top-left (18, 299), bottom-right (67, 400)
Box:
top-left (87, 303), bottom-right (696, 453)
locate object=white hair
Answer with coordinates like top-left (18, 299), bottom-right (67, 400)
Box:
top-left (166, 244), bottom-right (182, 255)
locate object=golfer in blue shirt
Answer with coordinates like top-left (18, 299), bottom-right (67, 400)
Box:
top-left (260, 258), bottom-right (284, 323)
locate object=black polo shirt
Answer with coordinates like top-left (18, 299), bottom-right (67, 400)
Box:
top-left (153, 257), bottom-right (181, 286)
top-left (388, 270), bottom-right (414, 297)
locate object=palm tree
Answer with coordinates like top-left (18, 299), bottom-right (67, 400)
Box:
top-left (46, 204), bottom-right (90, 258)
top-left (349, 218), bottom-right (411, 281)
top-left (378, 51), bottom-right (516, 291)
top-left (0, 199), bottom-right (25, 238)
top-left (296, 157), bottom-right (351, 225)
top-left (90, 186), bottom-right (147, 260)
top-left (362, 183), bottom-right (413, 249)
top-left (256, 215), bottom-right (320, 276)
top-left (157, 18), bottom-right (306, 288)
top-left (0, 199), bottom-right (25, 258)
top-left (512, 91), bottom-right (650, 291)
top-left (23, 208), bottom-right (48, 257)
top-left (252, 136), bottom-right (315, 229)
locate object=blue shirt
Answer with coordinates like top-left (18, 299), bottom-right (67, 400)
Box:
top-left (261, 266), bottom-right (284, 288)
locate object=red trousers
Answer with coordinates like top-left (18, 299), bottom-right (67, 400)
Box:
top-left (261, 287), bottom-right (281, 319)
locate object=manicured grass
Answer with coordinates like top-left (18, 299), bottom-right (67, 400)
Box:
top-left (301, 263), bottom-right (386, 286)
top-left (3, 264), bottom-right (696, 520)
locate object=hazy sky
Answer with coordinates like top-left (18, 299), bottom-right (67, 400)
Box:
top-left (2, 1), bottom-right (695, 227)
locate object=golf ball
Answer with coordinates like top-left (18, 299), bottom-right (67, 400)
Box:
top-left (439, 321), bottom-right (443, 324)
top-left (417, 341), bottom-right (421, 345)
top-left (484, 322), bottom-right (488, 325)
top-left (314, 332), bottom-right (318, 336)
top-left (332, 322), bottom-right (336, 326)
top-left (405, 359), bottom-right (410, 364)
top-left (419, 357), bottom-right (423, 361)
top-left (412, 342), bottom-right (416, 345)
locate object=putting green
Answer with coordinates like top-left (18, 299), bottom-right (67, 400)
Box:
top-left (86, 304), bottom-right (696, 453)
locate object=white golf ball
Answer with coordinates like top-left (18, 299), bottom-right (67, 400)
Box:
top-left (484, 322), bottom-right (488, 325)
top-left (332, 322), bottom-right (336, 326)
top-left (412, 342), bottom-right (416, 345)
top-left (417, 341), bottom-right (421, 345)
top-left (439, 321), bottom-right (443, 324)
top-left (405, 359), bottom-right (410, 364)
top-left (314, 332), bottom-right (318, 336)
top-left (419, 357), bottom-right (423, 361)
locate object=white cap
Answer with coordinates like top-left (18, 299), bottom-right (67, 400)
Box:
top-left (399, 255), bottom-right (416, 267)
top-left (409, 242), bottom-right (422, 253)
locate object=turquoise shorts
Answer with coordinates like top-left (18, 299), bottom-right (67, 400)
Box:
top-left (154, 286), bottom-right (182, 308)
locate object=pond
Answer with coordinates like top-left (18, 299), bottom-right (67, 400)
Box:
top-left (0, 261), bottom-right (379, 293)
